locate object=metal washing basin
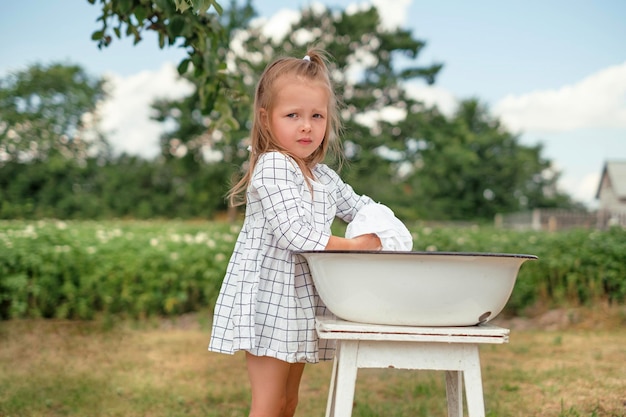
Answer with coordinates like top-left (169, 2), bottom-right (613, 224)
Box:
top-left (297, 251), bottom-right (537, 327)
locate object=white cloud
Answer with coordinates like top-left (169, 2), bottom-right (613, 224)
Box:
top-left (347, 0), bottom-right (411, 29)
top-left (256, 0), bottom-right (411, 44)
top-left (354, 105), bottom-right (407, 128)
top-left (98, 63), bottom-right (194, 158)
top-left (491, 63), bottom-right (626, 207)
top-left (559, 171), bottom-right (601, 209)
top-left (402, 70), bottom-right (624, 209)
top-left (404, 83), bottom-right (458, 116)
top-left (253, 9), bottom-right (301, 43)
top-left (493, 62), bottom-right (626, 133)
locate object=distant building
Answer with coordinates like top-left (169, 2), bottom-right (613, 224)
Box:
top-left (595, 160), bottom-right (626, 227)
top-left (495, 161), bottom-right (626, 231)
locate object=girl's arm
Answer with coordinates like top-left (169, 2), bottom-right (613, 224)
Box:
top-left (253, 153), bottom-right (331, 251)
top-left (325, 233), bottom-right (381, 251)
top-left (318, 165), bottom-right (373, 223)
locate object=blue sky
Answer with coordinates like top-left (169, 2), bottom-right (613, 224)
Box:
top-left (1, 0), bottom-right (625, 208)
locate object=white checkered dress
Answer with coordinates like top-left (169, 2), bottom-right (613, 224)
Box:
top-left (209, 151), bottom-right (373, 363)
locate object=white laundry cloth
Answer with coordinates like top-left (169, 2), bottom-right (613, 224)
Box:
top-left (345, 203), bottom-right (413, 251)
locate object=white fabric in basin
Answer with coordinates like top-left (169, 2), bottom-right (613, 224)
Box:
top-left (345, 203), bottom-right (413, 251)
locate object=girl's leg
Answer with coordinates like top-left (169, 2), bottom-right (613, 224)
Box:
top-left (246, 352), bottom-right (306, 417)
top-left (284, 361), bottom-right (306, 417)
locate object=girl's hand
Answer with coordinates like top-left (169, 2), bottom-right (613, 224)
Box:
top-left (351, 233), bottom-right (382, 251)
top-left (325, 234), bottom-right (382, 251)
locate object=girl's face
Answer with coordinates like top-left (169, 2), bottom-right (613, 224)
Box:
top-left (263, 77), bottom-right (329, 161)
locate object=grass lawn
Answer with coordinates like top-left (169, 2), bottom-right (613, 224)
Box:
top-left (1, 306), bottom-right (625, 417)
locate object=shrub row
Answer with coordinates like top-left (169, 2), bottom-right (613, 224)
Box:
top-left (406, 223), bottom-right (626, 313)
top-left (1, 220), bottom-right (624, 320)
top-left (0, 220), bottom-right (236, 319)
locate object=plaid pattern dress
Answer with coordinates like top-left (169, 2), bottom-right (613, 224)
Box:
top-left (209, 151), bottom-right (373, 363)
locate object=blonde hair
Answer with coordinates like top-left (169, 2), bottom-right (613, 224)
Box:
top-left (228, 47), bottom-right (343, 206)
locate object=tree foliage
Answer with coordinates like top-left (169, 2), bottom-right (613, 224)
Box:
top-left (149, 3), bottom-right (574, 220)
top-left (151, 4), bottom-right (443, 207)
top-left (150, 0), bottom-right (255, 165)
top-left (0, 2), bottom-right (580, 220)
top-left (400, 100), bottom-right (570, 219)
top-left (87, 0), bottom-right (242, 134)
top-left (0, 63), bottom-right (230, 220)
top-left (0, 63), bottom-right (109, 163)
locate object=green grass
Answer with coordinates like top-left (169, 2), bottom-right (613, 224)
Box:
top-left (1, 219), bottom-right (625, 416)
top-left (1, 307), bottom-right (625, 417)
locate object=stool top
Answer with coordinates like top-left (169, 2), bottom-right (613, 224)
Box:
top-left (316, 316), bottom-right (510, 344)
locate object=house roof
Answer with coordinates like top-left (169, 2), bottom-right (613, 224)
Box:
top-left (596, 160), bottom-right (626, 199)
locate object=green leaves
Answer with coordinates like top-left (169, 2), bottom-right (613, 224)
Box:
top-left (1, 220), bottom-right (624, 320)
top-left (174, 0), bottom-right (222, 15)
top-left (78, 1), bottom-right (578, 221)
top-left (167, 15), bottom-right (186, 38)
top-left (0, 220), bottom-right (237, 319)
top-left (0, 63), bottom-right (108, 164)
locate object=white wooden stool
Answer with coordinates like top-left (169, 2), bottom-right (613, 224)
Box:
top-left (316, 316), bottom-right (509, 417)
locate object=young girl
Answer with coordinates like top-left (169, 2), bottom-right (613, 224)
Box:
top-left (209, 48), bottom-right (382, 417)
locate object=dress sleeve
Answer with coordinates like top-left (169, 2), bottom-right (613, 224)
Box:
top-left (318, 165), bottom-right (374, 223)
top-left (250, 152), bottom-right (331, 251)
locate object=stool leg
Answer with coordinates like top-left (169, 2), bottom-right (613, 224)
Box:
top-left (462, 346), bottom-right (485, 417)
top-left (325, 353), bottom-right (339, 417)
top-left (445, 370), bottom-right (463, 417)
top-left (331, 341), bottom-right (359, 417)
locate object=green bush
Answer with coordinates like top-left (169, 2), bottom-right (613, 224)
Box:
top-left (1, 220), bottom-right (624, 320)
top-left (0, 220), bottom-right (236, 319)
top-left (407, 223), bottom-right (626, 314)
